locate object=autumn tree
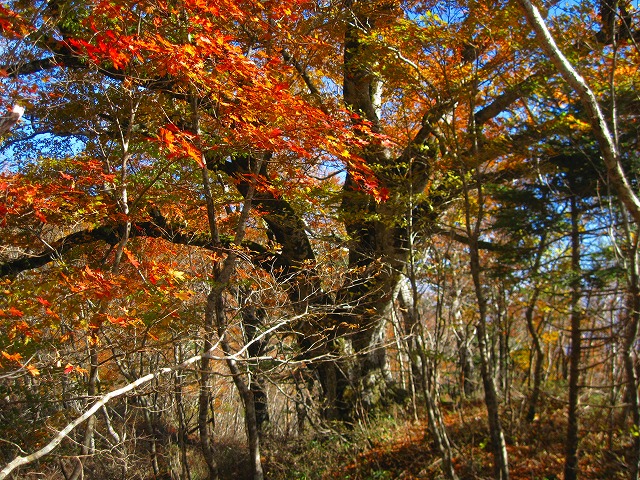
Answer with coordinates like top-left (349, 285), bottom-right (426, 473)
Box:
top-left (1, 0), bottom-right (639, 478)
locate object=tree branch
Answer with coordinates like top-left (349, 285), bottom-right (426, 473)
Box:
top-left (281, 48), bottom-right (328, 113)
top-left (517, 0), bottom-right (640, 225)
top-left (0, 313), bottom-right (301, 480)
top-left (474, 76), bottom-right (539, 126)
top-left (0, 217), bottom-right (272, 278)
top-left (2, 45), bottom-right (184, 100)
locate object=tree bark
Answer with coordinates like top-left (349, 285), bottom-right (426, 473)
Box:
top-left (564, 193), bottom-right (582, 480)
top-left (174, 344), bottom-right (192, 480)
top-left (68, 341), bottom-right (98, 480)
top-left (621, 220), bottom-right (640, 480)
top-left (464, 174), bottom-right (509, 480)
top-left (397, 282), bottom-right (458, 480)
top-left (200, 146), bottom-right (265, 479)
top-left (216, 297), bottom-right (264, 480)
top-left (241, 302), bottom-right (271, 433)
top-left (198, 288), bottom-right (219, 480)
top-left (525, 235), bottom-right (547, 423)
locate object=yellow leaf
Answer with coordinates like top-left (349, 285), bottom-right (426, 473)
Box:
top-left (168, 269), bottom-right (186, 281)
top-left (183, 44), bottom-right (197, 56)
top-left (174, 290), bottom-right (193, 301)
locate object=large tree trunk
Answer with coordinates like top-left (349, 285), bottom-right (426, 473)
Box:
top-left (621, 219), bottom-right (640, 480)
top-left (564, 193), bottom-right (582, 480)
top-left (339, 0), bottom-right (425, 415)
top-left (210, 0), bottom-right (528, 423)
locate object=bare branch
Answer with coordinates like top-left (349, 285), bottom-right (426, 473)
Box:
top-left (517, 0), bottom-right (640, 225)
top-left (0, 309), bottom-right (310, 480)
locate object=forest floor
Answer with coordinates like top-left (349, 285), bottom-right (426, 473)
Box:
top-left (11, 393), bottom-right (634, 479)
top-left (255, 397), bottom-right (633, 480)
